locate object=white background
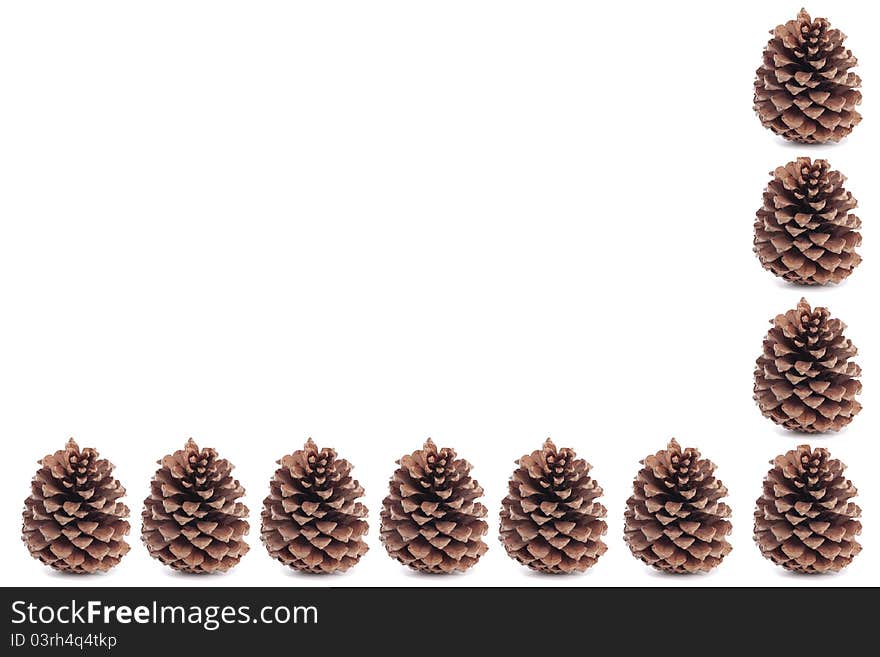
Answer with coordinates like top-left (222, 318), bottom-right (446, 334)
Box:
top-left (0, 1), bottom-right (876, 588)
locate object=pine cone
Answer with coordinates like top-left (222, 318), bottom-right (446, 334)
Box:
top-left (754, 9), bottom-right (861, 143)
top-left (624, 439), bottom-right (732, 574)
top-left (754, 158), bottom-right (861, 285)
top-left (499, 439), bottom-right (607, 573)
top-left (142, 439), bottom-right (249, 573)
top-left (754, 298), bottom-right (861, 433)
top-left (380, 439), bottom-right (488, 573)
top-left (22, 439), bottom-right (130, 573)
top-left (754, 445), bottom-right (861, 573)
top-left (261, 439), bottom-right (369, 573)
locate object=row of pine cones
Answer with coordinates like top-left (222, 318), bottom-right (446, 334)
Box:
top-left (753, 11), bottom-right (863, 283)
top-left (23, 436), bottom-right (861, 576)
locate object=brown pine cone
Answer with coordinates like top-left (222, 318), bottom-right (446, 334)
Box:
top-left (499, 439), bottom-right (607, 573)
top-left (22, 439), bottom-right (130, 573)
top-left (754, 158), bottom-right (861, 285)
top-left (754, 445), bottom-right (861, 573)
top-left (624, 439), bottom-right (732, 574)
top-left (380, 439), bottom-right (488, 573)
top-left (142, 439), bottom-right (249, 573)
top-left (754, 298), bottom-right (861, 433)
top-left (261, 439), bottom-right (369, 573)
top-left (754, 9), bottom-right (861, 143)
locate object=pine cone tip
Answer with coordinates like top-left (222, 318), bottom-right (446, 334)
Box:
top-left (183, 437), bottom-right (209, 457)
top-left (305, 437), bottom-right (335, 462)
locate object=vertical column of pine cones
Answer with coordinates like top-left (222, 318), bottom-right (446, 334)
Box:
top-left (499, 439), bottom-right (607, 573)
top-left (22, 439), bottom-right (131, 573)
top-left (754, 9), bottom-right (861, 143)
top-left (261, 439), bottom-right (369, 573)
top-left (142, 439), bottom-right (249, 573)
top-left (753, 9), bottom-right (866, 575)
top-left (752, 12), bottom-right (864, 430)
top-left (380, 439), bottom-right (488, 573)
top-left (754, 445), bottom-right (861, 573)
top-left (623, 439), bottom-right (732, 573)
